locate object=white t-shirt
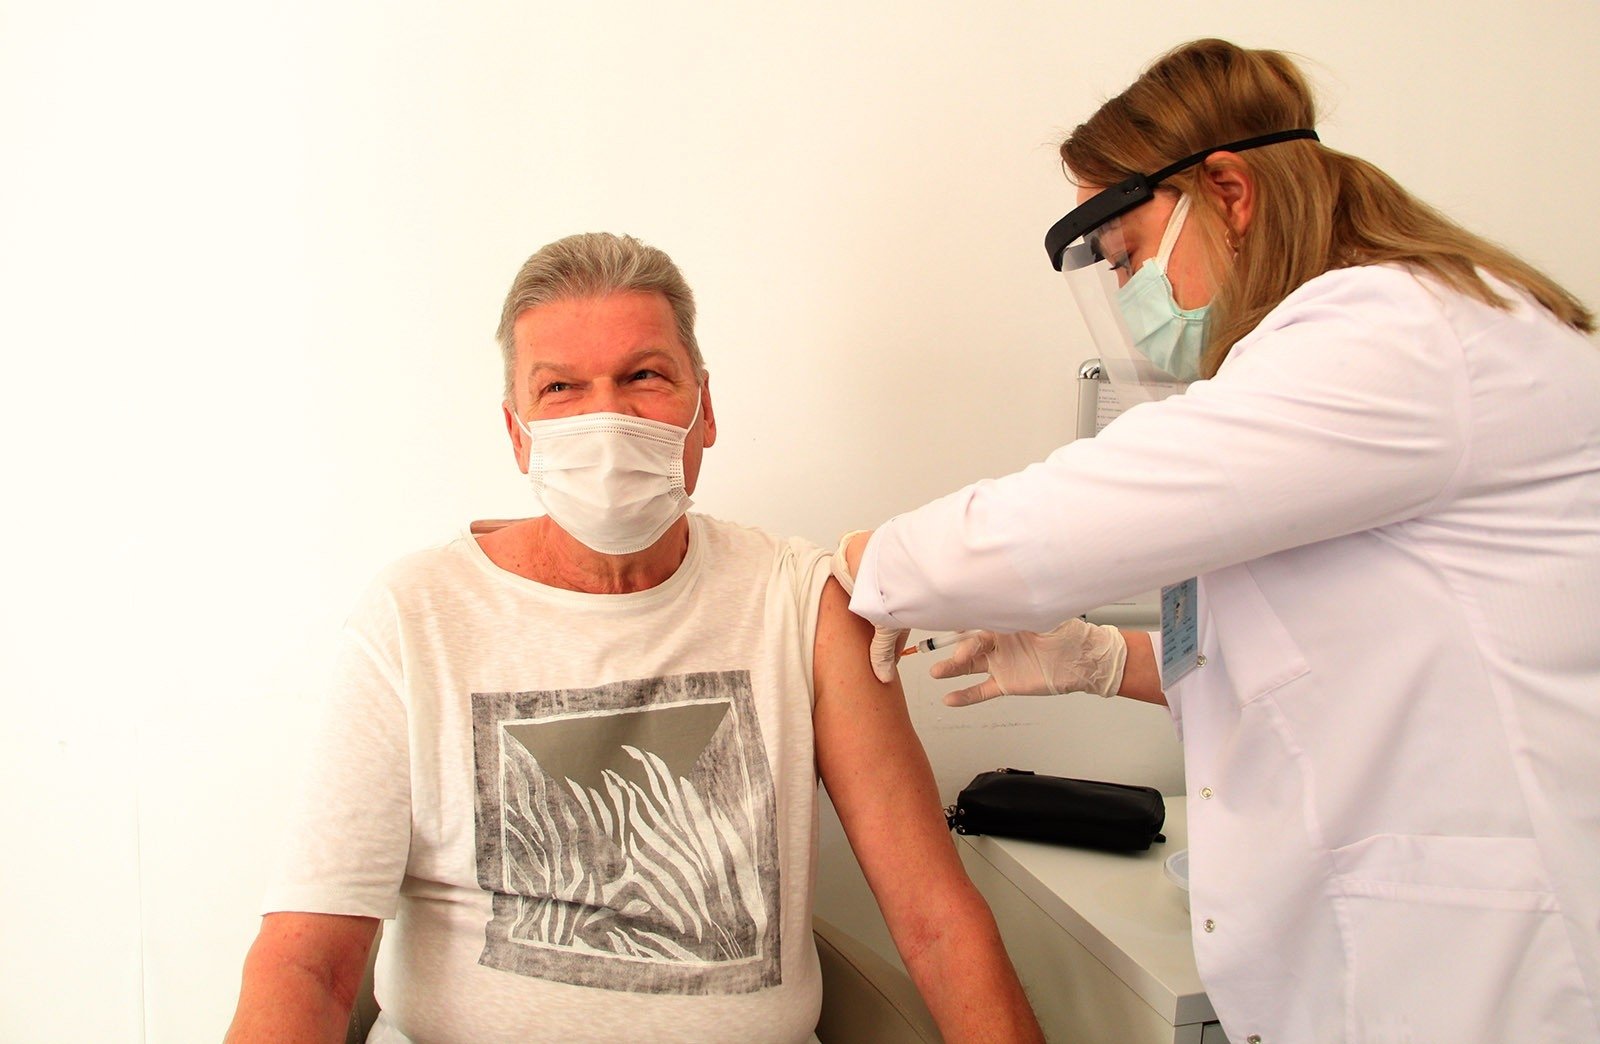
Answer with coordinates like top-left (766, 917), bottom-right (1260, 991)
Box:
top-left (265, 515), bottom-right (833, 1044)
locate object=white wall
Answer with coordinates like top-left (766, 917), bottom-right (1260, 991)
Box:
top-left (3, 1), bottom-right (1595, 1039)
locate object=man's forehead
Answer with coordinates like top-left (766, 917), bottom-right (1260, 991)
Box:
top-left (512, 292), bottom-right (690, 368)
top-left (514, 289), bottom-right (671, 325)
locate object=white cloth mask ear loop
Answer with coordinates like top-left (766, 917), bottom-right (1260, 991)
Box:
top-left (1152, 192), bottom-right (1191, 272)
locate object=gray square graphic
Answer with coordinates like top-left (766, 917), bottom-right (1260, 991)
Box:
top-left (472, 670), bottom-right (781, 994)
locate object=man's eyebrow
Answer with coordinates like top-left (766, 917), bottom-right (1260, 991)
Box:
top-left (617, 347), bottom-right (684, 368)
top-left (526, 348), bottom-right (683, 378)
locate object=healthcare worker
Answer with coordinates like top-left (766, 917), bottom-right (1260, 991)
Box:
top-left (832, 39), bottom-right (1600, 1043)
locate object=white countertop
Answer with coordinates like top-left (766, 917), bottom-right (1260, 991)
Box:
top-left (957, 796), bottom-right (1216, 1026)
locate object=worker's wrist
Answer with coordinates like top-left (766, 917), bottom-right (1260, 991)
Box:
top-left (831, 530), bottom-right (870, 595)
top-left (845, 530), bottom-right (871, 579)
top-left (1099, 625), bottom-right (1129, 697)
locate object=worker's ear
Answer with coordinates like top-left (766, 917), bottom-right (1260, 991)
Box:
top-left (1198, 151), bottom-right (1255, 239)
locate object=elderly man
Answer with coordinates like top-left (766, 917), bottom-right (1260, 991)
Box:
top-left (226, 233), bottom-right (1041, 1043)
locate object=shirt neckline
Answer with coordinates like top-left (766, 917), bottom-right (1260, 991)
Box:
top-left (456, 515), bottom-right (704, 611)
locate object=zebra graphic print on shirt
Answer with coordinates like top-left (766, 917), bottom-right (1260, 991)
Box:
top-left (471, 670), bottom-right (781, 994)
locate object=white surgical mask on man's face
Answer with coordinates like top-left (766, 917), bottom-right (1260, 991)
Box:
top-left (515, 394), bottom-right (701, 555)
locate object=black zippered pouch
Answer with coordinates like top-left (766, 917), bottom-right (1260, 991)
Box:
top-left (946, 768), bottom-right (1167, 852)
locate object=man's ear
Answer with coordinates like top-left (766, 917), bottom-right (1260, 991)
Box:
top-left (1199, 151), bottom-right (1256, 239)
top-left (698, 374), bottom-right (717, 450)
top-left (503, 401), bottom-right (530, 474)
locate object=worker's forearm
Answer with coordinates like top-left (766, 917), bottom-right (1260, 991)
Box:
top-left (896, 893), bottom-right (1044, 1044)
top-left (1115, 629), bottom-right (1167, 706)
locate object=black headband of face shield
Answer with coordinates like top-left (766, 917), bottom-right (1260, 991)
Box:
top-left (1044, 128), bottom-right (1320, 271)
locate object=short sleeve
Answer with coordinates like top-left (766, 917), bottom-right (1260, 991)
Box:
top-left (261, 607), bottom-right (412, 919)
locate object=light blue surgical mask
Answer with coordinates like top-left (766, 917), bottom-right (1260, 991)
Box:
top-left (1115, 193), bottom-right (1209, 382)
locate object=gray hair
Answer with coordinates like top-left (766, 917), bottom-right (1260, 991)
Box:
top-left (496, 232), bottom-right (704, 400)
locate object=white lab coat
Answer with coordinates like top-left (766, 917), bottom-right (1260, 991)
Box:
top-left (851, 265), bottom-right (1600, 1042)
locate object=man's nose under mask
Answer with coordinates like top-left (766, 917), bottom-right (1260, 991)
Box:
top-left (516, 395), bottom-right (701, 555)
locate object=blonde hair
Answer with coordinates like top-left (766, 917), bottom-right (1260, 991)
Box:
top-left (496, 232), bottom-right (705, 400)
top-left (1060, 39), bottom-right (1594, 376)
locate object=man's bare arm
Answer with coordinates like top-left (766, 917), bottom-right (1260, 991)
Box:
top-left (812, 578), bottom-right (1043, 1043)
top-left (225, 911), bottom-right (378, 1043)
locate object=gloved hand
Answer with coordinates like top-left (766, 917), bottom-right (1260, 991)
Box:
top-left (931, 619), bottom-right (1128, 707)
top-left (830, 530), bottom-right (907, 684)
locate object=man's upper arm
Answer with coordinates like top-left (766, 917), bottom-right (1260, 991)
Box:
top-left (811, 576), bottom-right (1043, 1041)
top-left (811, 578), bottom-right (968, 924)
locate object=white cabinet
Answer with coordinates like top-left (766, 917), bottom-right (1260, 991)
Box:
top-left (957, 798), bottom-right (1229, 1043)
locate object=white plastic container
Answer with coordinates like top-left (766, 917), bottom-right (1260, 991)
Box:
top-left (1163, 848), bottom-right (1190, 910)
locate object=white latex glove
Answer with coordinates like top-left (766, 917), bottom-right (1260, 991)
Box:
top-left (930, 619), bottom-right (1128, 707)
top-left (830, 530), bottom-right (907, 684)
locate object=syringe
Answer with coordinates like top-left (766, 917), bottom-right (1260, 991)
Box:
top-left (899, 630), bottom-right (982, 657)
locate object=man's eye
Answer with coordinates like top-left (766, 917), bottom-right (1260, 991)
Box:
top-left (628, 369), bottom-right (662, 382)
top-left (541, 382), bottom-right (572, 395)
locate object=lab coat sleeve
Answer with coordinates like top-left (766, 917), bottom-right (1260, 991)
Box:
top-left (851, 266), bottom-right (1471, 633)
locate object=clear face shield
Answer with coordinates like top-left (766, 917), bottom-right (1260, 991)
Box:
top-left (1044, 128), bottom-right (1321, 405)
top-left (1057, 209), bottom-right (1190, 405)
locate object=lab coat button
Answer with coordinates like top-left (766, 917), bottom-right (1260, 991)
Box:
top-left (1203, 918), bottom-right (1215, 933)
top-left (1200, 786), bottom-right (1213, 799)
top-left (1196, 654), bottom-right (1207, 667)
top-left (1246, 1037), bottom-right (1261, 1044)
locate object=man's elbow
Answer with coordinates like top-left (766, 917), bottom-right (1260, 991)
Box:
top-left (258, 927), bottom-right (366, 1003)
top-left (228, 915), bottom-right (373, 1041)
top-left (887, 880), bottom-right (997, 967)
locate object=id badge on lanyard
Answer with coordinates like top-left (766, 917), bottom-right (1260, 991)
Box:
top-left (1160, 577), bottom-right (1202, 684)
